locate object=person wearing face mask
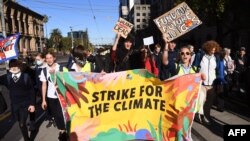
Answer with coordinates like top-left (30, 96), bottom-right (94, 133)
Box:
top-left (0, 59), bottom-right (35, 141)
top-left (69, 45), bottom-right (92, 72)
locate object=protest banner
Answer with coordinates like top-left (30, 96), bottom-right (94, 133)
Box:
top-left (0, 34), bottom-right (20, 63)
top-left (154, 2), bottom-right (202, 42)
top-left (114, 17), bottom-right (134, 38)
top-left (54, 70), bottom-right (202, 141)
top-left (143, 36), bottom-right (154, 46)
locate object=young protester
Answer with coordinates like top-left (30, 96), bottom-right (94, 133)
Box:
top-left (40, 51), bottom-right (68, 141)
top-left (0, 59), bottom-right (35, 141)
top-left (112, 34), bottom-right (140, 72)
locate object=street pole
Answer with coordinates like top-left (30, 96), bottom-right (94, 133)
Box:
top-left (0, 0), bottom-right (8, 70)
top-left (39, 23), bottom-right (42, 53)
top-left (70, 26), bottom-right (74, 49)
top-left (0, 0), bottom-right (6, 38)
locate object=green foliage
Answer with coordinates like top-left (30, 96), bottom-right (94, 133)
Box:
top-left (174, 0), bottom-right (227, 25)
top-left (50, 28), bottom-right (63, 51)
top-left (147, 121), bottom-right (158, 141)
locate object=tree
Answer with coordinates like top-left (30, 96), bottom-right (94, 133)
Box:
top-left (50, 28), bottom-right (63, 51)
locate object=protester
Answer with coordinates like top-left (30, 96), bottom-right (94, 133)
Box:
top-left (153, 44), bottom-right (162, 70)
top-left (139, 45), bottom-right (159, 76)
top-left (91, 47), bottom-right (112, 73)
top-left (0, 59), bottom-right (35, 141)
top-left (68, 45), bottom-right (92, 72)
top-left (196, 40), bottom-right (223, 125)
top-left (234, 47), bottom-right (247, 93)
top-left (40, 51), bottom-right (68, 141)
top-left (112, 34), bottom-right (140, 72)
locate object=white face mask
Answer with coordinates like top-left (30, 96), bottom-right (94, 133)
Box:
top-left (36, 60), bottom-right (43, 66)
top-left (9, 67), bottom-right (21, 74)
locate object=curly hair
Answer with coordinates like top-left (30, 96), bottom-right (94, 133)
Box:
top-left (202, 40), bottom-right (220, 54)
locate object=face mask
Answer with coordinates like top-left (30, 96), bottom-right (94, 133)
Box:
top-left (74, 57), bottom-right (86, 67)
top-left (36, 60), bottom-right (43, 66)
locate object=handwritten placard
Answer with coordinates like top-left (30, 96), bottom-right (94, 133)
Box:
top-left (154, 2), bottom-right (202, 42)
top-left (143, 36), bottom-right (154, 46)
top-left (114, 17), bottom-right (134, 38)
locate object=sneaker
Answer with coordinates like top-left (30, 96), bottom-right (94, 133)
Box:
top-left (194, 114), bottom-right (202, 123)
top-left (46, 121), bottom-right (53, 128)
top-left (58, 132), bottom-right (68, 141)
top-left (46, 119), bottom-right (56, 128)
top-left (201, 116), bottom-right (211, 125)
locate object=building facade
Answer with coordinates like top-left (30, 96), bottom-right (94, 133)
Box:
top-left (0, 0), bottom-right (45, 53)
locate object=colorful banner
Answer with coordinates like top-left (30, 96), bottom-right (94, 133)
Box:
top-left (113, 17), bottom-right (134, 38)
top-left (0, 34), bottom-right (20, 63)
top-left (154, 2), bottom-right (202, 42)
top-left (54, 69), bottom-right (201, 141)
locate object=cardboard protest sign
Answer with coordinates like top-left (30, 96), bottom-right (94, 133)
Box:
top-left (54, 70), bottom-right (202, 141)
top-left (0, 34), bottom-right (20, 63)
top-left (154, 2), bottom-right (202, 42)
top-left (114, 17), bottom-right (134, 38)
top-left (143, 36), bottom-right (154, 46)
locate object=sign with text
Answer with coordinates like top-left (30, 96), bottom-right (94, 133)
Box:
top-left (0, 34), bottom-right (20, 63)
top-left (114, 17), bottom-right (134, 38)
top-left (154, 2), bottom-right (202, 42)
top-left (54, 70), bottom-right (202, 141)
top-left (143, 36), bottom-right (154, 46)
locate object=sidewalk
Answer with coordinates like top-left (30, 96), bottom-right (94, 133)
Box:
top-left (192, 104), bottom-right (250, 141)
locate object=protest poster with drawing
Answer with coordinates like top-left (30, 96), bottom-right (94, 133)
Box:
top-left (114, 17), bottom-right (134, 38)
top-left (154, 2), bottom-right (202, 42)
top-left (0, 34), bottom-right (20, 63)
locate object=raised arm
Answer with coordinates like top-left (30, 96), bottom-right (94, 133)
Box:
top-left (112, 34), bottom-right (121, 51)
top-left (162, 34), bottom-right (169, 65)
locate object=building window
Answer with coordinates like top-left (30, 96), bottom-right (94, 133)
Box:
top-left (142, 7), bottom-right (146, 10)
top-left (136, 19), bottom-right (140, 22)
top-left (136, 6), bottom-right (140, 10)
top-left (143, 13), bottom-right (146, 16)
top-left (137, 25), bottom-right (140, 29)
top-left (136, 13), bottom-right (140, 16)
top-left (142, 19), bottom-right (146, 22)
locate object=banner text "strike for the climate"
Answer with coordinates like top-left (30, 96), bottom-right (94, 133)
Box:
top-left (88, 85), bottom-right (166, 118)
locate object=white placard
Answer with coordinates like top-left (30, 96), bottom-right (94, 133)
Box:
top-left (143, 36), bottom-right (154, 46)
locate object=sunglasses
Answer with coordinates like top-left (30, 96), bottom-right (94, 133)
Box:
top-left (180, 52), bottom-right (191, 56)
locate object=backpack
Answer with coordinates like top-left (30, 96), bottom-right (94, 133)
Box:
top-left (42, 65), bottom-right (64, 81)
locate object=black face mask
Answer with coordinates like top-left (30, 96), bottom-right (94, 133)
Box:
top-left (74, 57), bottom-right (86, 67)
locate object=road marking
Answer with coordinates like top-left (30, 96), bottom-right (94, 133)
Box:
top-left (0, 112), bottom-right (11, 121)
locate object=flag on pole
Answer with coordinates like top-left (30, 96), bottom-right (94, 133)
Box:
top-left (0, 33), bottom-right (20, 63)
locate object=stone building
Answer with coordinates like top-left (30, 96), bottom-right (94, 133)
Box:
top-left (0, 0), bottom-right (45, 53)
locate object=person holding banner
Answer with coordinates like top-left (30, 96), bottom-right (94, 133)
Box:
top-left (0, 59), bottom-right (35, 141)
top-left (40, 51), bottom-right (68, 141)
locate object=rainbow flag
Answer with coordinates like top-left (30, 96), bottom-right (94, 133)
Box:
top-left (54, 69), bottom-right (201, 141)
